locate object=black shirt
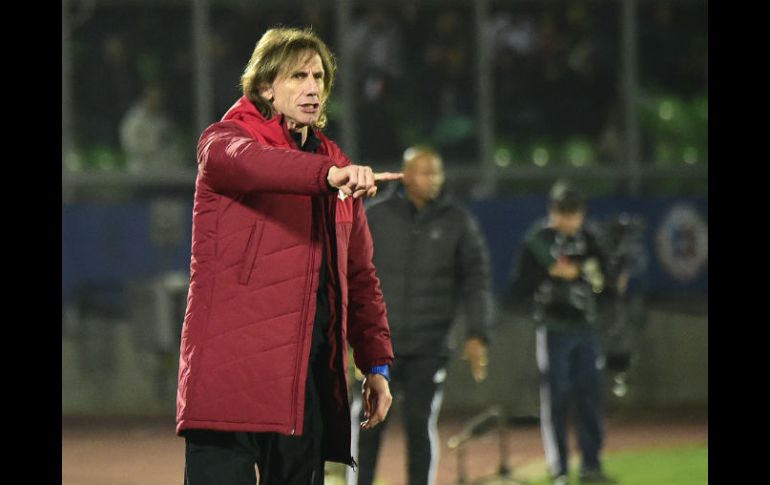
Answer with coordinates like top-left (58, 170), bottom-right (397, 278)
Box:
top-left (291, 130), bottom-right (331, 361)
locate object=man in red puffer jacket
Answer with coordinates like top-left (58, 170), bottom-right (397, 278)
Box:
top-left (176, 27), bottom-right (402, 485)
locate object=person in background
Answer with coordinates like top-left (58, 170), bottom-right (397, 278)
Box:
top-left (176, 27), bottom-right (403, 485)
top-left (119, 84), bottom-right (186, 174)
top-left (349, 145), bottom-right (496, 485)
top-left (508, 180), bottom-right (618, 485)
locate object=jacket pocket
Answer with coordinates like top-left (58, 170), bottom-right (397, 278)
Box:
top-left (239, 220), bottom-right (265, 285)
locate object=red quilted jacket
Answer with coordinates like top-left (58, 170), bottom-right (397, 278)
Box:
top-left (176, 97), bottom-right (393, 463)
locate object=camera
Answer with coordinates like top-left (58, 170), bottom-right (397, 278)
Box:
top-left (599, 213), bottom-right (648, 398)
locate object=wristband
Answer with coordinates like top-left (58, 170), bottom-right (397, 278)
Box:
top-left (368, 365), bottom-right (391, 382)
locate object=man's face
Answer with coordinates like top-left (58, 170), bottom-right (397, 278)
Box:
top-left (550, 210), bottom-right (585, 236)
top-left (260, 50), bottom-right (325, 130)
top-left (403, 154), bottom-right (445, 204)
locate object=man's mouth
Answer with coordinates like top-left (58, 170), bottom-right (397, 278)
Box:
top-left (299, 103), bottom-right (320, 113)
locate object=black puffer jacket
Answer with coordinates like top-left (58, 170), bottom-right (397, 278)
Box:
top-left (366, 189), bottom-right (495, 356)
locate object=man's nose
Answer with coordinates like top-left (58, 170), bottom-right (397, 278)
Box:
top-left (304, 77), bottom-right (320, 97)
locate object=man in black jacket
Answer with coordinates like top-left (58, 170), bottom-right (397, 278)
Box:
top-left (348, 146), bottom-right (495, 485)
top-left (509, 181), bottom-right (617, 485)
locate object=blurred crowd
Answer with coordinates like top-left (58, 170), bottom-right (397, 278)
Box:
top-left (65, 0), bottom-right (707, 173)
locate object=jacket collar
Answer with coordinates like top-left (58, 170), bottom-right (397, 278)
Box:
top-left (222, 96), bottom-right (325, 150)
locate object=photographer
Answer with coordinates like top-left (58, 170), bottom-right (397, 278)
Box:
top-left (508, 181), bottom-right (618, 485)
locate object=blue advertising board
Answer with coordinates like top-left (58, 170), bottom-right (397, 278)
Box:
top-left (62, 195), bottom-right (707, 307)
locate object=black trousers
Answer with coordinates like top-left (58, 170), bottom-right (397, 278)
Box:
top-left (350, 355), bottom-right (448, 485)
top-left (183, 355), bottom-right (325, 485)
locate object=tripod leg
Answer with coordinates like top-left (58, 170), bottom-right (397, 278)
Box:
top-left (457, 444), bottom-right (467, 485)
top-left (498, 418), bottom-right (511, 478)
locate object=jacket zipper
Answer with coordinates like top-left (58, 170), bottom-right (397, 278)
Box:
top-left (404, 206), bottom-right (417, 335)
top-left (283, 114), bottom-right (306, 435)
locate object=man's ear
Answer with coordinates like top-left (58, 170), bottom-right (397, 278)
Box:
top-left (259, 85), bottom-right (274, 102)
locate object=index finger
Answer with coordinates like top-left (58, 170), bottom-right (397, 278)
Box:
top-left (373, 171), bottom-right (404, 182)
top-left (361, 394), bottom-right (379, 429)
top-left (374, 397), bottom-right (389, 422)
top-left (363, 409), bottom-right (383, 430)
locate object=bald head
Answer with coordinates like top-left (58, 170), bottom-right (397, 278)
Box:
top-left (402, 146), bottom-right (445, 209)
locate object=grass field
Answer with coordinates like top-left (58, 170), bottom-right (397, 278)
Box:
top-left (525, 444), bottom-right (708, 485)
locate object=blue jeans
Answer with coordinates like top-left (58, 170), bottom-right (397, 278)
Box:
top-left (536, 326), bottom-right (606, 477)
